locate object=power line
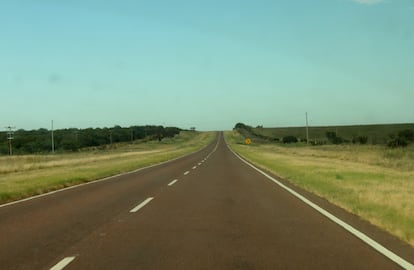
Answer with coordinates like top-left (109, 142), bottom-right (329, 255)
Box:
top-left (305, 112), bottom-right (309, 145)
top-left (51, 120), bottom-right (55, 154)
top-left (5, 126), bottom-right (15, 155)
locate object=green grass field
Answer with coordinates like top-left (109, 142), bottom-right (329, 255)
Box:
top-left (0, 131), bottom-right (215, 205)
top-left (252, 123), bottom-right (414, 144)
top-left (225, 130), bottom-right (414, 247)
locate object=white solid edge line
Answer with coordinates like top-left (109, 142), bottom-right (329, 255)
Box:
top-left (0, 137), bottom-right (216, 209)
top-left (50, 256), bottom-right (76, 270)
top-left (130, 197), bottom-right (154, 213)
top-left (228, 146), bottom-right (414, 270)
top-left (168, 179), bottom-right (178, 186)
top-left (184, 171), bottom-right (190, 175)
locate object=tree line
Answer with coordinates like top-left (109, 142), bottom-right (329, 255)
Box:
top-left (0, 125), bottom-right (181, 155)
top-left (234, 122), bottom-right (414, 147)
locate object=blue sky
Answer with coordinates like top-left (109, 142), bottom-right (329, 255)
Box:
top-left (1, 0), bottom-right (413, 131)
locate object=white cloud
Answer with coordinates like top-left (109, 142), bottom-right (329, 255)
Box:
top-left (352, 0), bottom-right (384, 4)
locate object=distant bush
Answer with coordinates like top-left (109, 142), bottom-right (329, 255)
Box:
top-left (352, 136), bottom-right (368, 145)
top-left (398, 129), bottom-right (414, 143)
top-left (282, 135), bottom-right (298, 144)
top-left (386, 129), bottom-right (414, 148)
top-left (387, 136), bottom-right (408, 148)
top-left (358, 136), bottom-right (368, 144)
top-left (234, 123), bottom-right (252, 131)
top-left (326, 131), bottom-right (344, 144)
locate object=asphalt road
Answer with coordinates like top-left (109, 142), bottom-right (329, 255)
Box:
top-left (1, 132), bottom-right (413, 269)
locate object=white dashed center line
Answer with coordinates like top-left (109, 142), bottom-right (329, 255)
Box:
top-left (168, 179), bottom-right (178, 186)
top-left (130, 197), bottom-right (154, 213)
top-left (50, 256), bottom-right (76, 270)
top-left (184, 171), bottom-right (190, 175)
top-left (192, 166), bottom-right (197, 170)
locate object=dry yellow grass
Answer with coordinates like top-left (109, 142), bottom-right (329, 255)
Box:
top-left (0, 131), bottom-right (215, 204)
top-left (225, 131), bottom-right (414, 246)
top-left (0, 149), bottom-right (164, 174)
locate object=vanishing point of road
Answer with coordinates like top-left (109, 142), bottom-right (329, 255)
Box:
top-left (1, 132), bottom-right (414, 269)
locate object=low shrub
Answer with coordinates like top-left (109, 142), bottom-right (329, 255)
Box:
top-left (282, 135), bottom-right (298, 144)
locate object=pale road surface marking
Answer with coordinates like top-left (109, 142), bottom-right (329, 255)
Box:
top-left (192, 166), bottom-right (197, 170)
top-left (49, 256), bottom-right (76, 270)
top-left (184, 171), bottom-right (190, 175)
top-left (228, 145), bottom-right (414, 270)
top-left (198, 163), bottom-right (202, 165)
top-left (130, 197), bottom-right (154, 213)
top-left (168, 179), bottom-right (178, 186)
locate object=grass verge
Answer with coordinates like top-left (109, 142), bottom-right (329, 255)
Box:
top-left (0, 131), bottom-right (215, 205)
top-left (225, 130), bottom-right (414, 247)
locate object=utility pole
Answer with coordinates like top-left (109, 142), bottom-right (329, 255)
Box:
top-left (51, 120), bottom-right (55, 154)
top-left (305, 112), bottom-right (309, 145)
top-left (5, 126), bottom-right (15, 155)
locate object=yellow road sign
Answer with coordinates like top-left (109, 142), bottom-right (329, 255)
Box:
top-left (245, 138), bottom-right (252, 145)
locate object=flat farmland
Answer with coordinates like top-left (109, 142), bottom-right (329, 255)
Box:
top-left (252, 123), bottom-right (414, 144)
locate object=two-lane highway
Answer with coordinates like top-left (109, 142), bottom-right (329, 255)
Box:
top-left (1, 132), bottom-right (413, 269)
